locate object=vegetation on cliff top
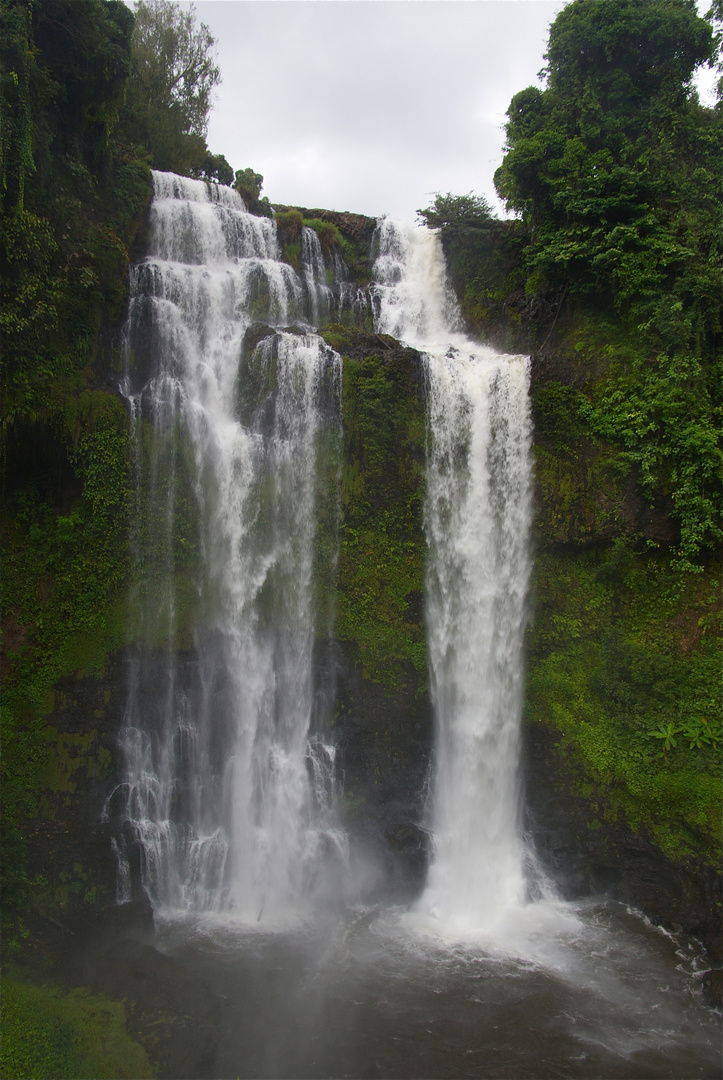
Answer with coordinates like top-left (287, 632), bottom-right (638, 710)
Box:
top-left (494, 0), bottom-right (722, 569)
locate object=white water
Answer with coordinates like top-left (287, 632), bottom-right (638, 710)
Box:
top-left (372, 218), bottom-right (533, 934)
top-left (115, 173), bottom-right (348, 920)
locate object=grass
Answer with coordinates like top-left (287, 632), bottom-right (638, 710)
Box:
top-left (0, 976), bottom-right (153, 1079)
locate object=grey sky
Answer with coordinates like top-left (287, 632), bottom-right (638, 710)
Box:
top-left (181, 0), bottom-right (718, 222)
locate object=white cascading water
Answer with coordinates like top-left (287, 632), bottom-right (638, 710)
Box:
top-left (301, 225), bottom-right (332, 326)
top-left (114, 172), bottom-right (349, 920)
top-left (372, 218), bottom-right (533, 933)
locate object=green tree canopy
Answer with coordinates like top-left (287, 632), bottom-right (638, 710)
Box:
top-left (494, 0), bottom-right (722, 566)
top-left (494, 0), bottom-right (720, 324)
top-left (416, 192), bottom-right (494, 230)
top-left (122, 0), bottom-right (220, 174)
top-left (0, 0), bottom-right (145, 422)
top-left (196, 151), bottom-right (234, 186)
top-left (234, 167), bottom-right (273, 217)
top-left (1, 0), bottom-right (134, 212)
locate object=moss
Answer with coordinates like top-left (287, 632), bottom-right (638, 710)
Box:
top-left (320, 328), bottom-right (427, 687)
top-left (336, 526), bottom-right (427, 685)
top-left (0, 976), bottom-right (154, 1079)
top-left (275, 208), bottom-right (303, 270)
top-left (35, 728), bottom-right (113, 812)
top-left (525, 546), bottom-right (722, 865)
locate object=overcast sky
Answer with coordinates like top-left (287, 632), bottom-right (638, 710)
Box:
top-left (179, 0), bottom-right (719, 223)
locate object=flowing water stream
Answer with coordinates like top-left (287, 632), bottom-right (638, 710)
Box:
top-left (111, 174), bottom-right (720, 1078)
top-left (116, 173), bottom-right (348, 920)
top-left (372, 218), bottom-right (533, 932)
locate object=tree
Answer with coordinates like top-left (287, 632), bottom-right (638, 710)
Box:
top-left (494, 0), bottom-right (722, 566)
top-left (416, 192), bottom-right (494, 230)
top-left (123, 0), bottom-right (220, 174)
top-left (494, 0), bottom-right (719, 310)
top-left (1, 0), bottom-right (37, 212)
top-left (1, 0), bottom-right (144, 422)
top-left (234, 167), bottom-right (273, 217)
top-left (1, 0), bottom-right (134, 211)
top-left (196, 151), bottom-right (233, 186)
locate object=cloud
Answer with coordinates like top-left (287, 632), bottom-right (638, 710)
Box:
top-left (183, 1), bottom-right (563, 218)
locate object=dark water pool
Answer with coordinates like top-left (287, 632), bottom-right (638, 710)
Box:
top-left (153, 899), bottom-right (721, 1079)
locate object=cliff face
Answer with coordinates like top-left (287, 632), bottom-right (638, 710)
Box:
top-left (320, 326), bottom-right (432, 901)
top-left (3, 209), bottom-right (720, 972)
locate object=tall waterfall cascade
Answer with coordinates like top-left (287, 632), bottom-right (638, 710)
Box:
top-left (113, 172), bottom-right (351, 920)
top-left (114, 175), bottom-right (532, 931)
top-left (373, 218), bottom-right (533, 933)
top-left (101, 180), bottom-right (721, 1080)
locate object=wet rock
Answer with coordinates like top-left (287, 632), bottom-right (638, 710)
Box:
top-left (331, 641), bottom-right (433, 904)
top-left (275, 205), bottom-right (377, 246)
top-left (105, 896), bottom-right (156, 941)
top-left (701, 968), bottom-right (722, 1010)
top-left (241, 320), bottom-right (276, 354)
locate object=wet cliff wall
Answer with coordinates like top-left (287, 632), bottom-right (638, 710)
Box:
top-left (2, 207), bottom-right (720, 968)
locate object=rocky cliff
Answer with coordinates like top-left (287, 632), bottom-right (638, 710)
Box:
top-left (3, 212), bottom-right (720, 992)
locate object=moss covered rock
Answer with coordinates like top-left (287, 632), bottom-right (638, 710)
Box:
top-left (320, 325), bottom-right (433, 898)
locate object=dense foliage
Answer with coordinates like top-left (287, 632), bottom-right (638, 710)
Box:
top-left (529, 403), bottom-right (722, 865)
top-left (233, 166), bottom-right (274, 217)
top-left (121, 0), bottom-right (219, 175)
top-left (527, 546), bottom-right (721, 865)
top-left (492, 0), bottom-right (722, 567)
top-left (1, 0), bottom-right (146, 424)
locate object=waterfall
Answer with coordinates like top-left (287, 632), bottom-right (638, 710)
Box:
top-left (301, 225), bottom-right (333, 326)
top-left (114, 172), bottom-right (347, 920)
top-left (114, 178), bottom-right (531, 929)
top-left (373, 218), bottom-right (533, 932)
